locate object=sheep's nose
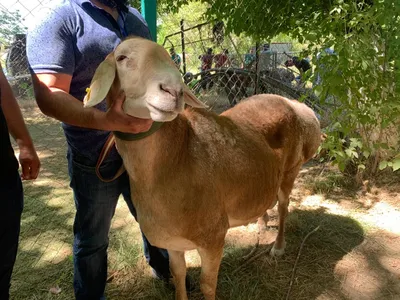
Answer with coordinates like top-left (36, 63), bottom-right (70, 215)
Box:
top-left (159, 84), bottom-right (183, 99)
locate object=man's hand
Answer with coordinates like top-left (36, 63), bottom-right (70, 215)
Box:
top-left (18, 144), bottom-right (40, 180)
top-left (104, 91), bottom-right (153, 133)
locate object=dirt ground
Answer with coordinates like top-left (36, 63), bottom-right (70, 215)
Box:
top-left (10, 104), bottom-right (400, 300)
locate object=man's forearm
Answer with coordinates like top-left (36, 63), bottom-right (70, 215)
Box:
top-left (32, 75), bottom-right (108, 131)
top-left (30, 73), bottom-right (154, 134)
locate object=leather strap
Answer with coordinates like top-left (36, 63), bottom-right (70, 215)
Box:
top-left (113, 122), bottom-right (164, 141)
top-left (96, 122), bottom-right (164, 182)
top-left (96, 133), bottom-right (125, 182)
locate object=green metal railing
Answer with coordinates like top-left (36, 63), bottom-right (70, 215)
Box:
top-left (141, 0), bottom-right (157, 42)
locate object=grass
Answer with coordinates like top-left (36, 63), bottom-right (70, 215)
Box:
top-left (10, 103), bottom-right (400, 300)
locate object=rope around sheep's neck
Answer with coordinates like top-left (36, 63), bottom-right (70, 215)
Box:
top-left (113, 121), bottom-right (164, 141)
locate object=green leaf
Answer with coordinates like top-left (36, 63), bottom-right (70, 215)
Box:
top-left (361, 61), bottom-right (368, 70)
top-left (358, 164), bottom-right (366, 170)
top-left (363, 150), bottom-right (371, 158)
top-left (392, 159), bottom-right (400, 172)
top-left (379, 161), bottom-right (388, 170)
top-left (314, 85), bottom-right (323, 97)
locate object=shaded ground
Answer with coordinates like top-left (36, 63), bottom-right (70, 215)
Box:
top-left (10, 103), bottom-right (400, 300)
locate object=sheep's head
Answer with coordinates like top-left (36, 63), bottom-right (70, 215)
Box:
top-left (83, 37), bottom-right (206, 122)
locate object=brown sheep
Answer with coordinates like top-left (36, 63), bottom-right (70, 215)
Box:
top-left (83, 36), bottom-right (322, 300)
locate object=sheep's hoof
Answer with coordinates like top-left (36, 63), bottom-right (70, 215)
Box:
top-left (270, 245), bottom-right (285, 257)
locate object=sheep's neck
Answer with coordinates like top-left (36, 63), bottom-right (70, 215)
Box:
top-left (116, 115), bottom-right (189, 185)
top-left (113, 122), bottom-right (164, 141)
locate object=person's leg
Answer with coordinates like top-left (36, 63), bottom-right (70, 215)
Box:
top-left (120, 176), bottom-right (170, 280)
top-left (68, 151), bottom-right (124, 300)
top-left (0, 170), bottom-right (23, 300)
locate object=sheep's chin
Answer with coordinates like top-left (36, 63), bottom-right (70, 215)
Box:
top-left (149, 110), bottom-right (178, 122)
top-left (123, 97), bottom-right (152, 119)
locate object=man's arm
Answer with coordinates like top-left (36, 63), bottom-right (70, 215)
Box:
top-left (0, 64), bottom-right (40, 180)
top-left (27, 4), bottom-right (152, 134)
top-left (32, 73), bottom-right (153, 133)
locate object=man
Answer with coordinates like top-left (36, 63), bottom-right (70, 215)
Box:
top-left (27, 0), bottom-right (173, 299)
top-left (200, 47), bottom-right (214, 72)
top-left (243, 47), bottom-right (256, 69)
top-left (260, 43), bottom-right (272, 54)
top-left (0, 62), bottom-right (40, 300)
top-left (258, 43), bottom-right (275, 72)
top-left (198, 48), bottom-right (214, 91)
top-left (284, 54), bottom-right (312, 84)
top-left (169, 47), bottom-right (182, 70)
top-left (214, 49), bottom-right (230, 68)
top-left (284, 56), bottom-right (312, 74)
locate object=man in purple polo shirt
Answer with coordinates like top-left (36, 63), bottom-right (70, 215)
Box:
top-left (27, 0), bottom-right (173, 299)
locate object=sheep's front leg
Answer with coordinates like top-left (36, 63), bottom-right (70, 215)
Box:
top-left (197, 246), bottom-right (224, 300)
top-left (168, 250), bottom-right (188, 300)
top-left (257, 213), bottom-right (269, 232)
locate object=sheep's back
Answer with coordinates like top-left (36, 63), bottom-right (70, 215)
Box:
top-left (221, 94), bottom-right (321, 169)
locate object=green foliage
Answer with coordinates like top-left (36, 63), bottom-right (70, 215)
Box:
top-left (128, 0), bottom-right (141, 9)
top-left (128, 0), bottom-right (182, 14)
top-left (156, 1), bottom-right (208, 73)
top-left (157, 1), bottom-right (207, 45)
top-left (306, 0), bottom-right (400, 175)
top-left (160, 0), bottom-right (400, 176)
top-left (0, 10), bottom-right (26, 47)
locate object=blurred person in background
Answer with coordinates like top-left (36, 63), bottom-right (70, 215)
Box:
top-left (0, 62), bottom-right (40, 300)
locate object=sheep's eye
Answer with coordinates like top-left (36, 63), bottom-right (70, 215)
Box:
top-left (116, 55), bottom-right (128, 62)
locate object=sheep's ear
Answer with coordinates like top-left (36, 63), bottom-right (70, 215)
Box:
top-left (83, 53), bottom-right (116, 107)
top-left (183, 85), bottom-right (208, 108)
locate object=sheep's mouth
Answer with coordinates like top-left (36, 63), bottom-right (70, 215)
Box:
top-left (147, 102), bottom-right (176, 114)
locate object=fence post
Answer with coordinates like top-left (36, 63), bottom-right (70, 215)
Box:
top-left (141, 0), bottom-right (157, 42)
top-left (180, 19), bottom-right (187, 75)
top-left (254, 41), bottom-right (260, 94)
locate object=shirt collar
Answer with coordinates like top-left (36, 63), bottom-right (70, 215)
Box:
top-left (73, 0), bottom-right (127, 12)
top-left (72, 0), bottom-right (92, 6)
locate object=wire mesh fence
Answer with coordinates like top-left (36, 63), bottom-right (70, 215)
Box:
top-left (160, 19), bottom-right (323, 114)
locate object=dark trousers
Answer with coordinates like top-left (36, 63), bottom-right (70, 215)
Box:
top-left (68, 150), bottom-right (170, 300)
top-left (0, 170), bottom-right (23, 300)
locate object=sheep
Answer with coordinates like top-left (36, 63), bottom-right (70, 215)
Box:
top-left (83, 36), bottom-right (322, 300)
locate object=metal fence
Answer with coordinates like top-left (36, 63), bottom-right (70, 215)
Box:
top-left (162, 19), bottom-right (321, 114)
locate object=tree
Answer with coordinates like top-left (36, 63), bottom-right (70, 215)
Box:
top-left (160, 0), bottom-right (400, 176)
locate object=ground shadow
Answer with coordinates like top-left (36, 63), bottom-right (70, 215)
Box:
top-left (111, 208), bottom-right (366, 299)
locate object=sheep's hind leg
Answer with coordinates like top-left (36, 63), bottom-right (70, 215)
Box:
top-left (270, 188), bottom-right (288, 257)
top-left (197, 245), bottom-right (224, 300)
top-left (168, 250), bottom-right (188, 300)
top-left (270, 169), bottom-right (299, 257)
